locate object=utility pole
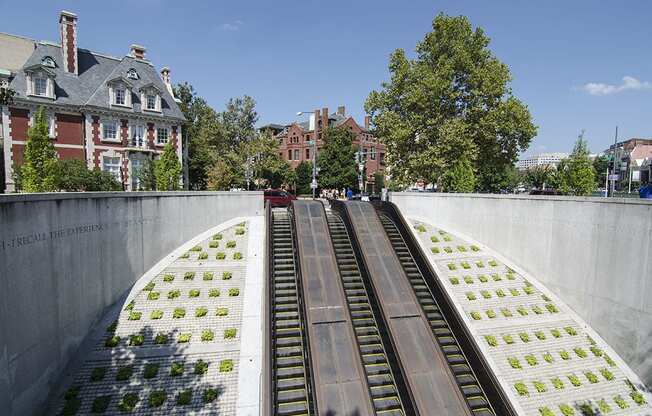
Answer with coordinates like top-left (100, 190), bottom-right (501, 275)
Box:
top-left (609, 126), bottom-right (618, 197)
top-left (312, 110), bottom-right (318, 199)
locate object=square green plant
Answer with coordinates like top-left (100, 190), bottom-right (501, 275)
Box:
top-left (430, 236), bottom-right (440, 243)
top-left (503, 334), bottom-right (514, 344)
top-left (173, 308), bottom-right (186, 318)
top-left (551, 377), bottom-right (564, 390)
top-left (198, 252), bottom-right (208, 260)
top-left (559, 404), bottom-right (574, 416)
top-left (597, 399), bottom-right (611, 413)
top-left (195, 359), bottom-right (209, 375)
top-left (545, 303), bottom-right (559, 313)
top-left (129, 334), bottom-right (144, 346)
top-left (543, 352), bottom-right (554, 363)
top-left (229, 288), bottom-right (240, 297)
top-left (614, 395), bottom-right (629, 409)
top-left (567, 374), bottom-right (581, 386)
top-left (471, 245), bottom-right (480, 252)
top-left (209, 240), bottom-right (219, 248)
top-left (190, 245), bottom-right (202, 252)
top-left (222, 271), bottom-right (232, 280)
top-left (519, 332), bottom-right (530, 343)
top-left (90, 367), bottom-right (107, 382)
top-left (201, 329), bottom-right (215, 342)
top-left (128, 311), bottom-right (141, 321)
top-left (517, 306), bottom-right (528, 316)
top-left (115, 365), bottom-right (133, 381)
top-left (224, 328), bottom-right (237, 339)
top-left (488, 259), bottom-right (498, 267)
top-left (478, 275), bottom-right (488, 283)
top-left (464, 276), bottom-right (474, 284)
top-left (203, 388), bottom-right (219, 403)
top-left (105, 335), bottom-right (120, 348)
top-left (551, 329), bottom-right (561, 338)
top-left (524, 354), bottom-right (538, 366)
top-left (444, 246), bottom-right (453, 253)
top-left (523, 286), bottom-right (534, 295)
top-left (147, 291), bottom-right (160, 301)
top-left (631, 391), bottom-right (646, 405)
top-left (447, 263), bottom-right (457, 271)
top-left (603, 353), bottom-right (616, 367)
top-left (514, 382), bottom-right (529, 396)
top-left (91, 395), bottom-right (111, 413)
top-left (443, 235), bottom-right (452, 242)
top-left (216, 252), bottom-right (226, 260)
top-left (466, 292), bottom-right (476, 301)
top-left (564, 326), bottom-right (578, 336)
top-left (178, 333), bottom-right (191, 343)
top-left (195, 307), bottom-right (208, 317)
top-left (584, 371), bottom-right (599, 384)
top-left (560, 350), bottom-right (571, 360)
top-left (532, 305), bottom-right (543, 314)
top-left (508, 357), bottom-right (521, 369)
top-left (485, 335), bottom-right (498, 347)
top-left (209, 288), bottom-right (220, 297)
top-left (449, 277), bottom-right (459, 285)
top-left (226, 240), bottom-right (237, 248)
top-left (168, 290), bottom-right (181, 299)
top-left (480, 290), bottom-right (491, 299)
top-left (470, 311), bottom-right (482, 320)
top-left (118, 393), bottom-right (139, 412)
top-left (501, 308), bottom-right (513, 317)
top-left (533, 380), bottom-right (547, 393)
top-left (184, 272), bottom-right (195, 280)
top-left (177, 389), bottom-right (192, 406)
top-left (219, 359), bottom-right (234, 372)
top-left (236, 227), bottom-right (245, 235)
top-left (170, 362), bottom-right (184, 377)
top-left (475, 261), bottom-right (485, 268)
top-left (590, 346), bottom-right (603, 357)
top-left (148, 390), bottom-right (166, 408)
top-left (154, 333), bottom-right (168, 344)
top-left (509, 288), bottom-right (520, 296)
top-left (461, 261), bottom-right (471, 269)
top-left (143, 363), bottom-right (159, 379)
top-left (496, 289), bottom-right (506, 297)
top-left (216, 307), bottom-right (229, 316)
top-left (180, 252), bottom-right (190, 259)
top-left (457, 245), bottom-right (467, 252)
top-left (486, 309), bottom-right (496, 319)
top-left (106, 320), bottom-right (118, 334)
top-left (189, 289), bottom-right (200, 298)
top-left (203, 272), bottom-right (214, 281)
top-left (212, 233), bottom-right (223, 240)
top-left (163, 274), bottom-right (174, 282)
top-left (233, 252), bottom-right (243, 260)
top-left (144, 282), bottom-right (155, 291)
top-left (599, 368), bottom-right (614, 381)
top-left (539, 407), bottom-right (554, 416)
top-left (574, 347), bottom-right (587, 358)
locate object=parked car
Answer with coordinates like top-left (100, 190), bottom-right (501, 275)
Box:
top-left (264, 189), bottom-right (297, 207)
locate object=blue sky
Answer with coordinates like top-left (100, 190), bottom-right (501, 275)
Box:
top-left (2, 0), bottom-right (651, 155)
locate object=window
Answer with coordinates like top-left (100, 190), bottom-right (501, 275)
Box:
top-left (115, 88), bottom-right (125, 105)
top-left (131, 158), bottom-right (143, 189)
top-left (293, 149), bottom-right (299, 161)
top-left (34, 77), bottom-right (47, 96)
top-left (156, 127), bottom-right (169, 145)
top-left (42, 56), bottom-right (56, 68)
top-left (131, 125), bottom-right (145, 147)
top-left (103, 121), bottom-right (118, 141)
top-left (126, 69), bottom-right (139, 80)
top-left (48, 115), bottom-right (56, 138)
top-left (103, 156), bottom-right (121, 179)
top-left (287, 150), bottom-right (292, 160)
top-left (305, 148), bottom-right (310, 160)
top-left (379, 153), bottom-right (385, 165)
top-left (370, 147), bottom-right (376, 160)
top-left (146, 95), bottom-right (156, 110)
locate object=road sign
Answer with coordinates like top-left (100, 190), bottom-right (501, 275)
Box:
top-left (608, 174), bottom-right (619, 181)
top-left (310, 179), bottom-right (318, 189)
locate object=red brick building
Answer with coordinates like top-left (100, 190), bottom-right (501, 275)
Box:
top-left (261, 106), bottom-right (386, 189)
top-left (0, 11), bottom-right (185, 192)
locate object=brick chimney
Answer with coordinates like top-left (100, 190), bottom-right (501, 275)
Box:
top-left (59, 11), bottom-right (78, 74)
top-left (364, 115), bottom-right (371, 130)
top-left (321, 107), bottom-right (329, 131)
top-left (337, 105), bottom-right (345, 116)
top-left (130, 44), bottom-right (146, 60)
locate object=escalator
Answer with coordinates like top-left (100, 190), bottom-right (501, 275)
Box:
top-left (269, 208), bottom-right (314, 416)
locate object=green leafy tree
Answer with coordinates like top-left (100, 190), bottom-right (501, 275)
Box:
top-left (365, 13), bottom-right (537, 191)
top-left (441, 158), bottom-right (476, 192)
top-left (373, 171), bottom-right (385, 193)
top-left (207, 151), bottom-right (244, 190)
top-left (54, 159), bottom-right (92, 191)
top-left (247, 130), bottom-right (294, 189)
top-left (135, 158), bottom-right (157, 191)
top-left (593, 155), bottom-right (609, 189)
top-left (556, 135), bottom-right (596, 196)
top-left (20, 107), bottom-right (58, 192)
top-left (295, 161), bottom-right (313, 195)
top-left (524, 165), bottom-right (555, 190)
top-left (86, 169), bottom-right (122, 191)
top-left (222, 95), bottom-right (258, 149)
top-left (317, 127), bottom-right (358, 191)
top-left (155, 141), bottom-right (182, 190)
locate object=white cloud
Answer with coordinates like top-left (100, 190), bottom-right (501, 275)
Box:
top-left (220, 20), bottom-right (243, 31)
top-left (581, 76), bottom-right (652, 96)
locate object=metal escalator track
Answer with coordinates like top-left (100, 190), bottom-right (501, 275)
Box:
top-left (377, 213), bottom-right (495, 416)
top-left (270, 208), bottom-right (314, 416)
top-left (325, 210), bottom-right (409, 416)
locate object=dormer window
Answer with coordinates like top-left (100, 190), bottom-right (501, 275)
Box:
top-left (139, 83), bottom-right (162, 113)
top-left (42, 56), bottom-right (56, 68)
top-left (126, 68), bottom-right (139, 80)
top-left (25, 65), bottom-right (56, 99)
top-left (146, 94), bottom-right (156, 110)
top-left (107, 76), bottom-right (133, 108)
top-left (34, 77), bottom-right (48, 96)
top-left (115, 88), bottom-right (126, 105)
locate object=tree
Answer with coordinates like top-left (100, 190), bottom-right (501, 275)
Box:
top-left (86, 169), bottom-right (122, 191)
top-left (373, 171), bottom-right (385, 193)
top-left (441, 158), bottom-right (476, 192)
top-left (556, 135), bottom-right (596, 196)
top-left (524, 165), bottom-right (555, 190)
top-left (247, 130), bottom-right (294, 189)
top-left (365, 13), bottom-right (537, 191)
top-left (155, 141), bottom-right (182, 191)
top-left (317, 127), bottom-right (358, 191)
top-left (207, 151), bottom-right (244, 191)
top-left (20, 107), bottom-right (59, 192)
top-left (0, 85), bottom-right (15, 105)
top-left (54, 159), bottom-right (92, 191)
top-left (135, 158), bottom-right (157, 191)
top-left (221, 95), bottom-right (258, 149)
top-left (295, 161), bottom-right (313, 195)
top-left (593, 155), bottom-right (609, 189)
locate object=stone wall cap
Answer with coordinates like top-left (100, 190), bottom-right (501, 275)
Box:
top-left (0, 191), bottom-right (263, 204)
top-left (391, 191), bottom-right (652, 206)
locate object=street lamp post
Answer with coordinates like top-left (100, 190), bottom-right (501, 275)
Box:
top-left (296, 111), bottom-right (318, 199)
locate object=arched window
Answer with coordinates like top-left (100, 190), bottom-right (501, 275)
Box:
top-left (42, 56), bottom-right (56, 68)
top-left (127, 68), bottom-right (139, 80)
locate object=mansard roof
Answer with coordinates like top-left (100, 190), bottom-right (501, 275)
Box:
top-left (9, 42), bottom-right (185, 121)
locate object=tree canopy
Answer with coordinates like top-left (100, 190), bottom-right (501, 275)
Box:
top-left (317, 127), bottom-right (358, 191)
top-left (155, 141), bottom-right (182, 191)
top-left (555, 135), bottom-right (596, 196)
top-left (365, 13), bottom-right (537, 192)
top-left (20, 107), bottom-right (59, 192)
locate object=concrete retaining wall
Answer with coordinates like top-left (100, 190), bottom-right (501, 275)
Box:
top-left (391, 192), bottom-right (652, 388)
top-left (0, 191), bottom-right (263, 416)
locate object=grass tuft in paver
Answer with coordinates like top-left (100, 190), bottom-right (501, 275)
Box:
top-left (466, 292), bottom-right (476, 301)
top-left (551, 329), bottom-right (561, 338)
top-left (198, 252), bottom-right (208, 260)
top-left (584, 371), bottom-right (599, 384)
top-left (590, 346), bottom-right (603, 357)
top-left (170, 362), bottom-right (184, 377)
top-left (447, 263), bottom-right (457, 271)
top-left (533, 380), bottom-right (547, 393)
top-left (148, 390), bottom-right (166, 408)
top-left (546, 303), bottom-right (559, 313)
top-left (480, 290), bottom-right (491, 299)
top-left (117, 393), bottom-right (139, 412)
top-left (543, 352), bottom-right (554, 363)
top-left (464, 276), bottom-right (474, 284)
top-left (519, 332), bottom-right (530, 343)
top-left (203, 272), bottom-right (214, 281)
top-left (510, 288), bottom-right (520, 296)
top-left (195, 359), bottom-right (209, 375)
top-left (475, 261), bottom-right (484, 268)
top-left (523, 286), bottom-right (534, 295)
top-left (106, 320), bottom-right (117, 333)
top-left (176, 390), bottom-right (192, 406)
top-left (203, 388), bottom-right (219, 403)
top-left (180, 252), bottom-right (190, 259)
top-left (226, 240), bottom-right (237, 248)
top-left (209, 289), bottom-right (220, 297)
top-left (236, 227), bottom-right (245, 235)
top-left (147, 291), bottom-right (160, 301)
top-left (574, 347), bottom-right (587, 358)
top-left (184, 271), bottom-right (195, 280)
top-left (478, 275), bottom-right (488, 283)
top-left (471, 245), bottom-right (480, 251)
top-left (560, 350), bottom-right (571, 360)
top-left (449, 277), bottom-right (459, 285)
top-left (105, 335), bottom-right (120, 348)
top-left (501, 308), bottom-right (512, 317)
top-left (115, 366), bottom-right (133, 381)
top-left (91, 395), bottom-right (111, 413)
top-left (415, 224), bottom-right (426, 233)
top-left (597, 399), bottom-right (611, 413)
top-left (150, 310), bottom-right (163, 320)
top-left (201, 329), bottom-right (214, 342)
top-left (90, 367), bottom-right (107, 382)
top-left (178, 333), bottom-right (191, 343)
top-left (532, 305), bottom-right (543, 314)
top-left (444, 246), bottom-right (453, 253)
top-left (603, 353), bottom-right (616, 367)
top-left (173, 308), bottom-right (186, 318)
top-left (461, 261), bottom-right (471, 269)
top-left (485, 335), bottom-right (498, 347)
top-left (539, 407), bottom-right (554, 416)
top-left (233, 252), bottom-right (243, 260)
top-left (517, 306), bottom-right (528, 316)
top-left (209, 240), bottom-right (219, 248)
top-left (190, 245), bottom-right (202, 252)
top-left (224, 328), bottom-right (237, 339)
top-left (564, 326), bottom-right (577, 336)
top-left (457, 245), bottom-right (467, 252)
top-left (212, 233), bottom-right (223, 240)
top-left (488, 259), bottom-right (498, 267)
top-left (154, 333), bottom-right (168, 344)
top-left (508, 357), bottom-right (521, 369)
top-left (535, 331), bottom-right (546, 340)
top-left (559, 404), bottom-right (575, 416)
top-left (144, 282), bottom-right (155, 291)
top-left (216, 307), bottom-right (229, 316)
top-left (551, 377), bottom-right (564, 390)
top-left (229, 288), bottom-right (240, 297)
top-left (614, 395), bottom-right (629, 409)
top-left (124, 301), bottom-right (134, 311)
top-left (189, 289), bottom-right (200, 298)
top-left (216, 252), bottom-right (226, 260)
top-left (431, 247), bottom-right (440, 254)
top-left (222, 271), bottom-right (232, 280)
top-left (195, 307), bottom-right (208, 317)
top-left (525, 354), bottom-right (538, 366)
top-left (503, 334), bottom-right (514, 344)
top-left (486, 309), bottom-right (496, 319)
top-left (163, 274), bottom-right (174, 282)
top-left (631, 391), bottom-right (646, 405)
top-left (600, 368), bottom-right (614, 381)
top-left (470, 311), bottom-right (481, 320)
top-left (514, 382), bottom-right (529, 396)
top-left (129, 334), bottom-right (144, 346)
top-left (143, 363), bottom-right (159, 379)
top-left (568, 374), bottom-right (581, 386)
top-left (168, 289), bottom-right (180, 299)
top-left (219, 359), bottom-right (234, 372)
top-left (127, 311), bottom-right (141, 321)
top-left (430, 235), bottom-right (439, 243)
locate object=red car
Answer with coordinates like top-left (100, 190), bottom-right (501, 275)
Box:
top-left (264, 189), bottom-right (297, 207)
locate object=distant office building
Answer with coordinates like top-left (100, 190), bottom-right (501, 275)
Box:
top-left (260, 106), bottom-right (386, 188)
top-left (516, 153), bottom-right (568, 170)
